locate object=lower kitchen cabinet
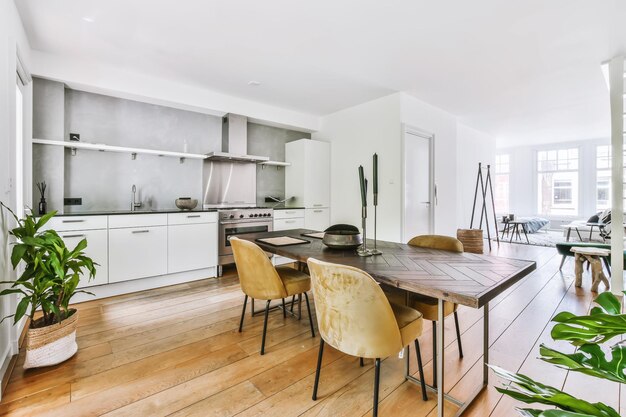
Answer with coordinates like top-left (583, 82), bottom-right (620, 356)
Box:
top-left (305, 208), bottom-right (330, 231)
top-left (108, 226), bottom-right (168, 283)
top-left (168, 223), bottom-right (218, 273)
top-left (58, 229), bottom-right (108, 288)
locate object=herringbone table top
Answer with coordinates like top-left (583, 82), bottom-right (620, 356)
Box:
top-left (240, 229), bottom-right (537, 308)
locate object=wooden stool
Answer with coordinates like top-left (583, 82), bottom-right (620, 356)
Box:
top-left (570, 247), bottom-right (610, 292)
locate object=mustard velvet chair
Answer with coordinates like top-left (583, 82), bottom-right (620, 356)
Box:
top-left (307, 258), bottom-right (428, 416)
top-left (385, 234), bottom-right (464, 388)
top-left (230, 237), bottom-right (315, 355)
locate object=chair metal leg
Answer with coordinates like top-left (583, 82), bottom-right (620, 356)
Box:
top-left (414, 339), bottom-right (428, 401)
top-left (432, 322), bottom-right (437, 388)
top-left (238, 295), bottom-right (248, 332)
top-left (360, 357), bottom-right (364, 367)
top-left (290, 295), bottom-right (296, 312)
top-left (312, 339), bottom-right (325, 400)
top-left (298, 294), bottom-right (302, 320)
top-left (454, 311), bottom-right (463, 358)
top-left (304, 292), bottom-right (315, 337)
top-left (282, 298), bottom-right (286, 318)
top-left (373, 358), bottom-right (381, 417)
top-left (260, 300), bottom-right (271, 355)
top-left (559, 255), bottom-right (567, 270)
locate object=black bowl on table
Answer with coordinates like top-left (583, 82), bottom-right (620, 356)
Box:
top-left (322, 224), bottom-right (363, 249)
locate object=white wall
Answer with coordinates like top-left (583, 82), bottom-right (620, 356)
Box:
top-left (31, 50), bottom-right (320, 133)
top-left (313, 93), bottom-right (402, 241)
top-left (499, 137), bottom-right (608, 228)
top-left (0, 0), bottom-right (32, 399)
top-left (313, 92), bottom-right (495, 242)
top-left (457, 124), bottom-right (496, 229)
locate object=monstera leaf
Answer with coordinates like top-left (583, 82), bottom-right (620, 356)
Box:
top-left (551, 292), bottom-right (626, 346)
top-left (489, 365), bottom-right (620, 417)
top-left (539, 343), bottom-right (626, 384)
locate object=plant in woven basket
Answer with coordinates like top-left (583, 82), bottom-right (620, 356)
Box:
top-left (490, 291), bottom-right (625, 417)
top-left (0, 202), bottom-right (97, 368)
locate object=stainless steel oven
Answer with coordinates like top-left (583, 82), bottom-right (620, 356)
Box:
top-left (218, 208), bottom-right (273, 275)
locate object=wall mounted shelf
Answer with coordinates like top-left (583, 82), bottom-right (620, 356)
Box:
top-left (258, 161), bottom-right (291, 170)
top-left (32, 138), bottom-right (206, 163)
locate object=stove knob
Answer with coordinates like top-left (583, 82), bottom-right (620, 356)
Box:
top-left (253, 213), bottom-right (258, 217)
top-left (249, 214), bottom-right (253, 217)
top-left (239, 214), bottom-right (244, 219)
top-left (229, 214), bottom-right (235, 219)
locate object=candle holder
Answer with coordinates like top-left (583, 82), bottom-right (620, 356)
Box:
top-left (370, 194), bottom-right (382, 255)
top-left (357, 206), bottom-right (373, 257)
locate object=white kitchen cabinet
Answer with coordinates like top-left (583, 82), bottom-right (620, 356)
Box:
top-left (167, 212), bottom-right (218, 274)
top-left (272, 209), bottom-right (305, 266)
top-left (108, 226), bottom-right (167, 283)
top-left (305, 208), bottom-right (330, 231)
top-left (44, 215), bottom-right (108, 232)
top-left (58, 229), bottom-right (108, 288)
top-left (285, 139), bottom-right (330, 208)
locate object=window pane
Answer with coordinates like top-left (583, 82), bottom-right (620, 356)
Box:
top-left (538, 171), bottom-right (578, 216)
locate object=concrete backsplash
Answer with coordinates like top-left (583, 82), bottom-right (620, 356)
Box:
top-left (248, 123), bottom-right (310, 206)
top-left (32, 79), bottom-right (310, 212)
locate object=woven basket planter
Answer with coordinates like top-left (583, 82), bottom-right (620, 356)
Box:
top-left (23, 310), bottom-right (79, 369)
top-left (457, 229), bottom-right (484, 254)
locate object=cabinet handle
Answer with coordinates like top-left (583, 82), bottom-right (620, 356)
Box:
top-left (285, 220), bottom-right (296, 224)
top-left (313, 204), bottom-right (323, 207)
top-left (187, 215), bottom-right (201, 218)
top-left (62, 219), bottom-right (85, 223)
top-left (132, 230), bottom-right (150, 234)
top-left (61, 234), bottom-right (85, 239)
top-left (313, 210), bottom-right (323, 213)
top-left (284, 211), bottom-right (295, 214)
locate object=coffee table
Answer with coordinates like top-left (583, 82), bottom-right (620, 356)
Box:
top-left (507, 220), bottom-right (530, 244)
top-left (570, 247), bottom-right (611, 292)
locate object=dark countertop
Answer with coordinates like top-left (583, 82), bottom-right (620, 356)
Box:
top-left (260, 206), bottom-right (306, 210)
top-left (50, 209), bottom-right (218, 217)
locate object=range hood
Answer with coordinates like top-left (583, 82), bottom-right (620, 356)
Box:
top-left (205, 113), bottom-right (269, 162)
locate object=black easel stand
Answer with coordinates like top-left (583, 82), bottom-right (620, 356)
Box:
top-left (469, 163), bottom-right (500, 251)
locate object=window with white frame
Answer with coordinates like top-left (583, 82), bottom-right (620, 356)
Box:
top-left (494, 154), bottom-right (510, 213)
top-left (595, 145), bottom-right (626, 211)
top-left (537, 148), bottom-right (579, 216)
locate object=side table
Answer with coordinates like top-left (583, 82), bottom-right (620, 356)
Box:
top-left (570, 247), bottom-right (611, 292)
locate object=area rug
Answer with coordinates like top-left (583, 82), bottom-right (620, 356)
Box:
top-left (489, 230), bottom-right (604, 248)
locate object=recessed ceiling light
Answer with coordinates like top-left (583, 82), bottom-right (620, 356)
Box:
top-left (82, 16), bottom-right (95, 23)
top-left (248, 81), bottom-right (261, 87)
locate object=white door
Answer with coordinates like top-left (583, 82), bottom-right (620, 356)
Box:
top-left (402, 128), bottom-right (434, 242)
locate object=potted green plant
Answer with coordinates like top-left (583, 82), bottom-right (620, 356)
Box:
top-left (491, 290), bottom-right (625, 417)
top-left (0, 203), bottom-right (96, 369)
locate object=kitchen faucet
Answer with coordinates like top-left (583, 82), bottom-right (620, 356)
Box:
top-left (131, 184), bottom-right (142, 211)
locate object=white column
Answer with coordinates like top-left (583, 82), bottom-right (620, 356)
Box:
top-left (609, 56), bottom-right (624, 293)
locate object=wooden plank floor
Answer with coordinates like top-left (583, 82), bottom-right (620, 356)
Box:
top-left (0, 243), bottom-right (620, 416)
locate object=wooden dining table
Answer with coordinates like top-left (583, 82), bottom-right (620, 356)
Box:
top-left (239, 229), bottom-right (537, 417)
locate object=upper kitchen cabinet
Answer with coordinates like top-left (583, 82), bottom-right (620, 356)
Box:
top-left (285, 139), bottom-right (330, 209)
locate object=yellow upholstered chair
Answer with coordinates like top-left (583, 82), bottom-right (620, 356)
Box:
top-left (307, 258), bottom-right (427, 416)
top-left (230, 237), bottom-right (315, 355)
top-left (385, 234), bottom-right (464, 388)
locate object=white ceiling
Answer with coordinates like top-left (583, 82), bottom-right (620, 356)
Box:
top-left (15, 0), bottom-right (626, 146)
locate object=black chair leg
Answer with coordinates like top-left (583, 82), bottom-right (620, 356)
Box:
top-left (304, 292), bottom-right (315, 337)
top-left (360, 357), bottom-right (364, 367)
top-left (312, 339), bottom-right (325, 400)
top-left (414, 339), bottom-right (428, 401)
top-left (559, 255), bottom-right (567, 270)
top-left (238, 295), bottom-right (248, 332)
top-left (373, 358), bottom-right (381, 417)
top-left (260, 300), bottom-right (271, 355)
top-left (290, 295), bottom-right (296, 312)
top-left (432, 322), bottom-right (437, 388)
top-left (282, 298), bottom-right (286, 318)
top-left (454, 311), bottom-right (463, 358)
